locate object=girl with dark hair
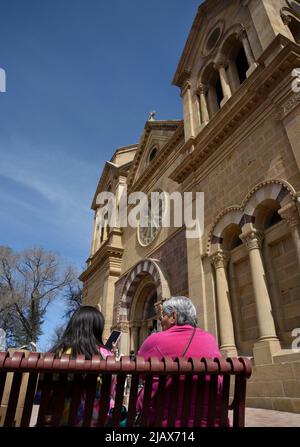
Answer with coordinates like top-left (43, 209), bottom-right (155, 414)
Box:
top-left (46, 306), bottom-right (119, 426)
top-left (51, 305), bottom-right (108, 360)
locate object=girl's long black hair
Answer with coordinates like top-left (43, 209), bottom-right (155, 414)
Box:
top-left (51, 305), bottom-right (106, 359)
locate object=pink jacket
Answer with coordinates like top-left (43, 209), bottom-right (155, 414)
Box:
top-left (137, 325), bottom-right (223, 427)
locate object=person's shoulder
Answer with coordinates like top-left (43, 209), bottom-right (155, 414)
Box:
top-left (143, 331), bottom-right (163, 346)
top-left (138, 331), bottom-right (163, 354)
top-left (196, 328), bottom-right (218, 341)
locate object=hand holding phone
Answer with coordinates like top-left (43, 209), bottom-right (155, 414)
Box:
top-left (105, 330), bottom-right (121, 351)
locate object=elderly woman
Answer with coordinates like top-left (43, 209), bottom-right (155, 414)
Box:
top-left (136, 296), bottom-right (223, 427)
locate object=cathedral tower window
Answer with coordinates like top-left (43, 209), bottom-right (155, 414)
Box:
top-left (148, 147), bottom-right (158, 163)
top-left (288, 16), bottom-right (300, 43)
top-left (235, 46), bottom-right (249, 84)
top-left (281, 0), bottom-right (300, 44)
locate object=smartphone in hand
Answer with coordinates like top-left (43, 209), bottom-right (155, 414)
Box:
top-left (105, 330), bottom-right (122, 350)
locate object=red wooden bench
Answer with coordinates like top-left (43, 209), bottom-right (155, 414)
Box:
top-left (0, 351), bottom-right (252, 427)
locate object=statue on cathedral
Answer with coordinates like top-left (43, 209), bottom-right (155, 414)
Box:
top-left (148, 111), bottom-right (156, 121)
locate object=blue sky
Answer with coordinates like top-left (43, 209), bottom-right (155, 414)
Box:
top-left (0, 0), bottom-right (202, 350)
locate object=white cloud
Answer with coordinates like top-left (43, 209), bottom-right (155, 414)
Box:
top-left (0, 133), bottom-right (98, 251)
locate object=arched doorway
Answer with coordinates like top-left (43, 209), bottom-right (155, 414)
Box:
top-left (129, 278), bottom-right (160, 352)
top-left (117, 258), bottom-right (171, 354)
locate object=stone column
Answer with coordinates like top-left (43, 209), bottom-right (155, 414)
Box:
top-left (279, 201), bottom-right (300, 269)
top-left (228, 261), bottom-right (243, 350)
top-left (240, 227), bottom-right (280, 364)
top-left (197, 83), bottom-right (210, 126)
top-left (215, 61), bottom-right (232, 106)
top-left (90, 211), bottom-right (98, 256)
top-left (130, 324), bottom-right (140, 353)
top-left (181, 79), bottom-right (195, 140)
top-left (238, 27), bottom-right (259, 77)
top-left (118, 322), bottom-right (130, 356)
top-left (210, 251), bottom-right (237, 357)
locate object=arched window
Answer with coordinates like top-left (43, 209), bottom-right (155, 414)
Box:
top-left (288, 16), bottom-right (300, 43)
top-left (235, 46), bottom-right (249, 84)
top-left (222, 35), bottom-right (250, 92)
top-left (149, 147), bottom-right (158, 163)
top-left (254, 199), bottom-right (283, 231)
top-left (202, 64), bottom-right (223, 117)
top-left (221, 223), bottom-right (243, 251)
top-left (144, 291), bottom-right (158, 320)
top-left (281, 0), bottom-right (300, 44)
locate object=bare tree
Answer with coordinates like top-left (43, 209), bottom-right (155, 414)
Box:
top-left (63, 281), bottom-right (83, 320)
top-left (0, 246), bottom-right (76, 348)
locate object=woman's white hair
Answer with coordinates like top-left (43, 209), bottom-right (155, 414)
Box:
top-left (162, 296), bottom-right (198, 327)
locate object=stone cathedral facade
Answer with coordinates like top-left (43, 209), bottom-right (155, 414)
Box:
top-left (80, 0), bottom-right (300, 412)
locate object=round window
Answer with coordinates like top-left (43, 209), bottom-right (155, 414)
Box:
top-left (206, 27), bottom-right (221, 52)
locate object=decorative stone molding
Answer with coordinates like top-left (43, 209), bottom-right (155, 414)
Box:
top-left (282, 13), bottom-right (292, 25)
top-left (180, 80), bottom-right (192, 97)
top-left (238, 25), bottom-right (248, 41)
top-left (117, 258), bottom-right (171, 324)
top-left (196, 83), bottom-right (209, 95)
top-left (281, 0), bottom-right (300, 25)
top-left (207, 179), bottom-right (296, 255)
top-left (210, 251), bottom-right (230, 270)
top-left (240, 229), bottom-right (264, 251)
top-left (176, 69), bottom-right (192, 90)
top-left (278, 201), bottom-right (300, 228)
top-left (119, 322), bottom-right (130, 333)
top-left (79, 243), bottom-right (123, 282)
top-left (282, 91), bottom-right (300, 117)
top-left (213, 58), bottom-right (228, 71)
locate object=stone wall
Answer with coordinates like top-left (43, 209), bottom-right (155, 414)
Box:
top-left (247, 356), bottom-right (300, 414)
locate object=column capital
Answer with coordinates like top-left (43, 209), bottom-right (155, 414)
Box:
top-left (196, 83), bottom-right (209, 95)
top-left (119, 322), bottom-right (130, 333)
top-left (238, 25), bottom-right (248, 41)
top-left (240, 229), bottom-right (264, 251)
top-left (281, 12), bottom-right (292, 26)
top-left (210, 251), bottom-right (230, 270)
top-left (278, 201), bottom-right (300, 228)
top-left (180, 80), bottom-right (192, 97)
top-left (214, 58), bottom-right (227, 71)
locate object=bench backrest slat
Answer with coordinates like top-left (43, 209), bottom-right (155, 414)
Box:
top-left (232, 375), bottom-right (247, 427)
top-left (139, 374), bottom-right (153, 427)
top-left (67, 374), bottom-right (84, 426)
top-left (4, 372), bottom-right (22, 426)
top-left (193, 374), bottom-right (206, 427)
top-left (97, 373), bottom-right (112, 426)
top-left (126, 374), bottom-right (139, 427)
top-left (36, 373), bottom-right (53, 427)
top-left (0, 371), bottom-right (8, 415)
top-left (112, 374), bottom-right (126, 427)
top-left (180, 374), bottom-right (194, 426)
top-left (207, 374), bottom-right (219, 427)
top-left (153, 375), bottom-right (167, 426)
top-left (167, 375), bottom-right (180, 427)
top-left (53, 374), bottom-right (69, 426)
top-left (82, 374), bottom-right (98, 427)
top-left (220, 374), bottom-right (230, 427)
top-left (20, 372), bottom-right (39, 427)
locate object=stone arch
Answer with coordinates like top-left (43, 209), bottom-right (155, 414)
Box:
top-left (117, 258), bottom-right (171, 324)
top-left (207, 180), bottom-right (297, 254)
top-left (208, 207), bottom-right (244, 254)
top-left (281, 0), bottom-right (300, 44)
top-left (243, 179), bottom-right (296, 216)
top-left (218, 25), bottom-right (249, 88)
top-left (199, 61), bottom-right (223, 115)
